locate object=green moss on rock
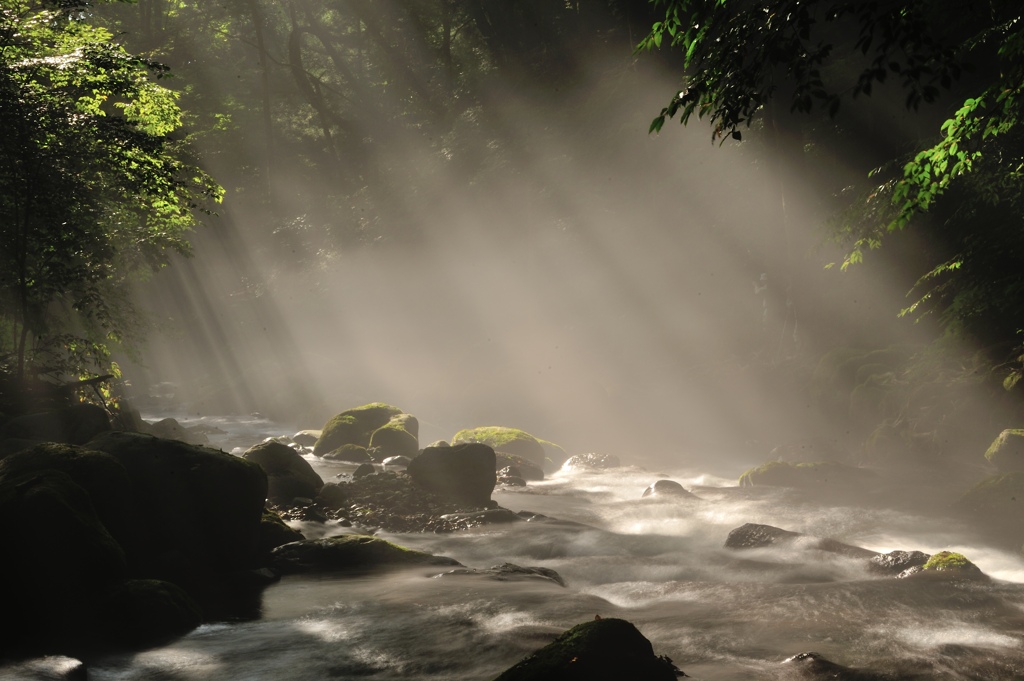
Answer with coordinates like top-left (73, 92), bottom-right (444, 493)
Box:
top-left (313, 403), bottom-right (405, 456)
top-left (738, 460), bottom-right (870, 488)
top-left (984, 429), bottom-right (1024, 472)
top-left (453, 426), bottom-right (546, 467)
top-left (493, 618), bottom-right (679, 681)
top-left (369, 418), bottom-right (419, 459)
top-left (922, 551), bottom-right (972, 571)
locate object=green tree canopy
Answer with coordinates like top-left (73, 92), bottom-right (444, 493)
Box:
top-left (0, 0), bottom-right (220, 394)
top-left (641, 0), bottom-right (1024, 352)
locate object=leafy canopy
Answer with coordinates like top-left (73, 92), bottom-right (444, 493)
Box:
top-left (639, 0), bottom-right (1024, 348)
top-left (0, 0), bottom-right (221, 392)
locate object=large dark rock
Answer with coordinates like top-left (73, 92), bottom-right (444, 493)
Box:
top-left (313, 403), bottom-right (405, 457)
top-left (0, 469), bottom-right (128, 655)
top-left (407, 443), bottom-right (496, 507)
top-left (270, 534), bottom-right (461, 574)
top-left (96, 578), bottom-right (203, 649)
top-left (724, 523), bottom-right (878, 559)
top-left (493, 617), bottom-right (681, 680)
top-left (243, 440), bottom-right (323, 503)
top-left (86, 431), bottom-right (268, 574)
top-left (0, 443), bottom-right (133, 545)
top-left (0, 403), bottom-right (110, 445)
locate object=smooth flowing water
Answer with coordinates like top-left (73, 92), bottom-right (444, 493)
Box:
top-left (15, 416), bottom-right (1024, 680)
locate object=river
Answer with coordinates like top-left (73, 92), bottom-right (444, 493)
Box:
top-left (10, 414), bottom-right (1024, 680)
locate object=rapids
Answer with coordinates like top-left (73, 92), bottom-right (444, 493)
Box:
top-left (11, 415), bottom-right (1024, 680)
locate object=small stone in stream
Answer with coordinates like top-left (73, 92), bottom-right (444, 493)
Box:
top-left (562, 452), bottom-right (621, 470)
top-left (642, 479), bottom-right (698, 499)
top-left (382, 455), bottom-right (412, 469)
top-left (436, 562), bottom-right (566, 586)
top-left (498, 475), bottom-right (527, 487)
top-left (440, 508), bottom-right (523, 527)
top-left (724, 523), bottom-right (879, 559)
top-left (782, 651), bottom-right (899, 680)
top-left (353, 463), bottom-right (376, 478)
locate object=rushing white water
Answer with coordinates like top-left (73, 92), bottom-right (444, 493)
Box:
top-left (15, 416), bottom-right (1024, 680)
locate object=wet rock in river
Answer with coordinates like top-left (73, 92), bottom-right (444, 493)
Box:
top-left (782, 652), bottom-right (898, 680)
top-left (440, 507), bottom-right (523, 527)
top-left (437, 562), bottom-right (566, 586)
top-left (496, 453), bottom-right (544, 480)
top-left (313, 403), bottom-right (405, 457)
top-left (897, 551), bottom-right (988, 580)
top-left (270, 534), bottom-right (461, 574)
top-left (382, 455), bottom-right (413, 469)
top-left (562, 452), bottom-right (620, 471)
top-left (323, 443), bottom-right (372, 462)
top-left (642, 479), bottom-right (698, 499)
top-left (407, 443), bottom-right (496, 507)
top-left (724, 523), bottom-right (877, 559)
top-left (868, 550), bottom-right (930, 576)
top-left (492, 617), bottom-right (682, 680)
top-left (453, 426), bottom-right (547, 468)
top-left (352, 462), bottom-right (375, 478)
top-left (243, 439), bottom-right (323, 504)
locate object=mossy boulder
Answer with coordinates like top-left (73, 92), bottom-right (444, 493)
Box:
top-left (243, 440), bottom-right (323, 503)
top-left (738, 460), bottom-right (874, 489)
top-left (270, 534), bottom-right (461, 574)
top-left (984, 429), bottom-right (1024, 472)
top-left (898, 551), bottom-right (988, 580)
top-left (313, 403), bottom-right (405, 456)
top-left (407, 443), bottom-right (496, 507)
top-left (369, 417), bottom-right (419, 459)
top-left (0, 443), bottom-right (134, 544)
top-left (453, 426), bottom-right (546, 467)
top-left (86, 431), bottom-right (268, 574)
top-left (922, 551), bottom-right (981, 573)
top-left (493, 617), bottom-right (680, 681)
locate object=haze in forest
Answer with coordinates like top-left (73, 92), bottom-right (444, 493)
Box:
top-left (125, 52), bottom-right (936, 471)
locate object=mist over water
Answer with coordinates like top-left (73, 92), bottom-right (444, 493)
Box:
top-left (124, 55), bottom-right (935, 472)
